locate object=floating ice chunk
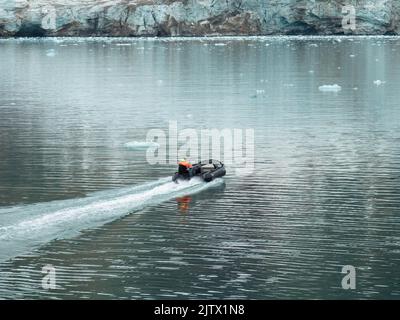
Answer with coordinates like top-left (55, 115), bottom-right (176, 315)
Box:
top-left (46, 49), bottom-right (56, 57)
top-left (256, 89), bottom-right (265, 95)
top-left (214, 43), bottom-right (227, 46)
top-left (373, 80), bottom-right (386, 86)
top-left (309, 43), bottom-right (318, 47)
top-left (353, 87), bottom-right (358, 90)
top-left (308, 70), bottom-right (314, 74)
top-left (350, 54), bottom-right (356, 58)
top-left (318, 84), bottom-right (342, 92)
top-left (124, 141), bottom-right (160, 149)
top-left (115, 43), bottom-right (132, 46)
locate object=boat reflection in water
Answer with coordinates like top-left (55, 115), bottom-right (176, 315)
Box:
top-left (177, 195), bottom-right (192, 213)
top-left (176, 180), bottom-right (226, 217)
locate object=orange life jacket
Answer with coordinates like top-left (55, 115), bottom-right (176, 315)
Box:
top-left (178, 161), bottom-right (192, 168)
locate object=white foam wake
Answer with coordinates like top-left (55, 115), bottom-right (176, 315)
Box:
top-left (0, 177), bottom-right (223, 262)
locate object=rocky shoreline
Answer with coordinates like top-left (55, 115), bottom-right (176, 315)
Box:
top-left (0, 0), bottom-right (399, 37)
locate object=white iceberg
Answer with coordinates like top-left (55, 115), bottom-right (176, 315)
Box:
top-left (46, 49), bottom-right (56, 57)
top-left (124, 141), bottom-right (160, 149)
top-left (373, 80), bottom-right (386, 86)
top-left (318, 84), bottom-right (342, 92)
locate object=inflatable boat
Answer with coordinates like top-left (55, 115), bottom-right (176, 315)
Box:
top-left (172, 159), bottom-right (226, 183)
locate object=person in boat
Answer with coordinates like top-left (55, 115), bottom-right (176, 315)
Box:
top-left (178, 158), bottom-right (193, 179)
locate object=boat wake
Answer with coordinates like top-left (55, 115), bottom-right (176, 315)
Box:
top-left (0, 177), bottom-right (223, 263)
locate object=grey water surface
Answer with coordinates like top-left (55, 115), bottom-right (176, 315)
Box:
top-left (0, 36), bottom-right (400, 299)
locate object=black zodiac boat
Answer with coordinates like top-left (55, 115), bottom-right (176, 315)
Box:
top-left (172, 159), bottom-right (226, 183)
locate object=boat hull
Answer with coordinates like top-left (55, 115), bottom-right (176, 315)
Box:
top-left (172, 160), bottom-right (226, 183)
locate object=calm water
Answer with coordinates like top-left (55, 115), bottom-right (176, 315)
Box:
top-left (0, 36), bottom-right (400, 299)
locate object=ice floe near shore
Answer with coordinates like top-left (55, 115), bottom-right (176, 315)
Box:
top-left (318, 84), bottom-right (342, 92)
top-left (373, 80), bottom-right (386, 86)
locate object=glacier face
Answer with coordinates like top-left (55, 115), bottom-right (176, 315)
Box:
top-left (0, 0), bottom-right (399, 37)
